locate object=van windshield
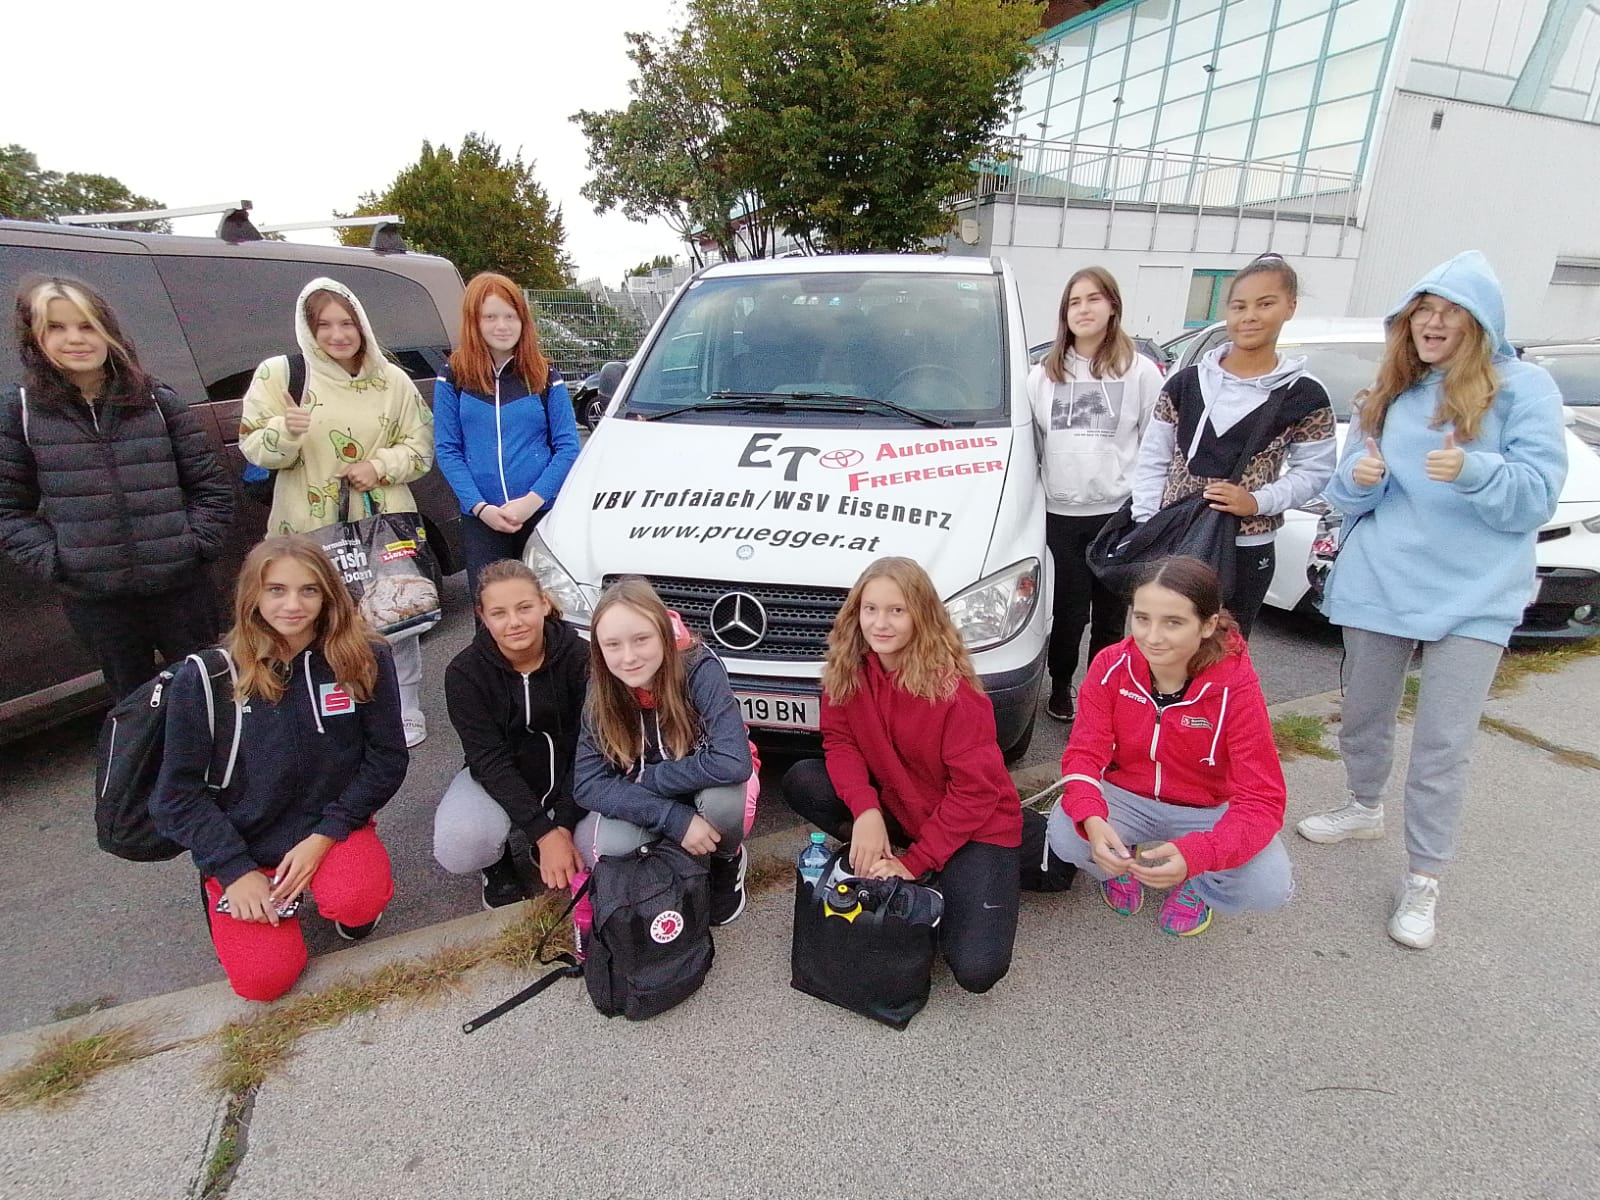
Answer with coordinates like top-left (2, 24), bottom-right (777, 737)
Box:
top-left (621, 272), bottom-right (1008, 424)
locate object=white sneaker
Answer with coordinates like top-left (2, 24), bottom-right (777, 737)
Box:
top-left (403, 713), bottom-right (427, 748)
top-left (1388, 873), bottom-right (1439, 949)
top-left (1296, 797), bottom-right (1384, 844)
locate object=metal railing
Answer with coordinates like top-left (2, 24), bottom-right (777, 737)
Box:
top-left (525, 288), bottom-right (651, 380)
top-left (955, 136), bottom-right (1361, 226)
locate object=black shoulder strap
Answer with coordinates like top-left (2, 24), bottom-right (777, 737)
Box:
top-left (461, 874), bottom-right (592, 1033)
top-left (1227, 383), bottom-right (1294, 483)
top-left (286, 354), bottom-right (307, 406)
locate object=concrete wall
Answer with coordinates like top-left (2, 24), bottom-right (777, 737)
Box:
top-left (948, 196), bottom-right (1361, 343)
top-left (1350, 89), bottom-right (1600, 337)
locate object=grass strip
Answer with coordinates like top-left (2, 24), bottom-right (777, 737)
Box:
top-left (1272, 713), bottom-right (1339, 761)
top-left (0, 1023), bottom-right (154, 1111)
top-left (1479, 716), bottom-right (1600, 770)
top-left (1492, 638), bottom-right (1600, 697)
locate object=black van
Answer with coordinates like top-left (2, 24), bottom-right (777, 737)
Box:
top-left (0, 219), bottom-right (467, 740)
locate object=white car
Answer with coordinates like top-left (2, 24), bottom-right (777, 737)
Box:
top-left (1175, 319), bottom-right (1600, 640)
top-left (1519, 341), bottom-right (1600, 456)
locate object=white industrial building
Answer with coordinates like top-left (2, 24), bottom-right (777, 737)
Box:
top-left (946, 0), bottom-right (1600, 344)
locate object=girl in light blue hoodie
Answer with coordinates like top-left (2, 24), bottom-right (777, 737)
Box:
top-left (1297, 251), bottom-right (1566, 951)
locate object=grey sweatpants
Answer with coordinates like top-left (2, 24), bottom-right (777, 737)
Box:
top-left (1046, 781), bottom-right (1293, 914)
top-left (433, 768), bottom-right (551, 875)
top-left (1339, 626), bottom-right (1503, 876)
top-left (575, 784), bottom-right (747, 868)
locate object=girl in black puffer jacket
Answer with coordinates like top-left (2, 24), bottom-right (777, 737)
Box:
top-left (0, 274), bottom-right (232, 698)
top-left (436, 559), bottom-right (589, 910)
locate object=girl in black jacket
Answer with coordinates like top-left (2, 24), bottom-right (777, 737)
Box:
top-left (0, 274), bottom-right (233, 698)
top-left (436, 559), bottom-right (588, 910)
top-left (151, 535), bottom-right (407, 1003)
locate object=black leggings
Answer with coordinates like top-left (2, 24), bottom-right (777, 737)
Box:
top-left (1045, 511), bottom-right (1128, 688)
top-left (1229, 542), bottom-right (1276, 639)
top-left (782, 759), bottom-right (1020, 994)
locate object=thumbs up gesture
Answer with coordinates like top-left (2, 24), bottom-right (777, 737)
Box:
top-left (1352, 436), bottom-right (1387, 487)
top-left (1425, 430), bottom-right (1465, 482)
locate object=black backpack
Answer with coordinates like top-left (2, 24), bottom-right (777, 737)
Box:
top-left (94, 649), bottom-right (241, 862)
top-left (240, 354), bottom-right (306, 507)
top-left (586, 841), bottom-right (714, 1021)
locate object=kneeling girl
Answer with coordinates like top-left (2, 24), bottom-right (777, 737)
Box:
top-left (152, 535), bottom-right (407, 1001)
top-left (1047, 555), bottom-right (1291, 936)
top-left (574, 578), bottom-right (756, 926)
top-left (783, 557), bottom-right (1067, 996)
top-left (436, 560), bottom-right (588, 910)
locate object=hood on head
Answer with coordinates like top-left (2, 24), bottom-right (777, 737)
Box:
top-left (1199, 343), bottom-right (1309, 393)
top-left (1384, 250), bottom-right (1514, 360)
top-left (294, 276), bottom-right (387, 377)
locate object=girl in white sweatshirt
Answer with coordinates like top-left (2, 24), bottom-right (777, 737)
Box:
top-left (1027, 267), bottom-right (1163, 722)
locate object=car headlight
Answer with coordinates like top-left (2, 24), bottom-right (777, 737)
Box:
top-left (1584, 514), bottom-right (1600, 534)
top-left (945, 559), bottom-right (1040, 651)
top-left (522, 530), bottom-right (597, 624)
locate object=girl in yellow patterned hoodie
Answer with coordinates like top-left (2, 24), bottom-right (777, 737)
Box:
top-left (241, 276), bottom-right (435, 745)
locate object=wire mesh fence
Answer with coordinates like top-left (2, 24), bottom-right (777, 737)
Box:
top-left (525, 288), bottom-right (652, 381)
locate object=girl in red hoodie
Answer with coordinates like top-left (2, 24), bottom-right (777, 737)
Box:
top-left (1047, 555), bottom-right (1291, 936)
top-left (783, 556), bottom-right (1071, 995)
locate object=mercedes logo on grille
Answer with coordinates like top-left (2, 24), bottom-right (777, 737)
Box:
top-left (709, 591), bottom-right (767, 652)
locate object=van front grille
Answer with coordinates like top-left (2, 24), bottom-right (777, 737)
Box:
top-left (606, 575), bottom-right (848, 660)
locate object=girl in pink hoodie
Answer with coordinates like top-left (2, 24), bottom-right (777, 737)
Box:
top-left (1047, 555), bottom-right (1292, 936)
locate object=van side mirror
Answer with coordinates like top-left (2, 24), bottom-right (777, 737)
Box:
top-left (597, 360), bottom-right (627, 397)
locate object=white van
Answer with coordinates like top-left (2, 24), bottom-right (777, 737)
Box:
top-left (524, 255), bottom-right (1049, 759)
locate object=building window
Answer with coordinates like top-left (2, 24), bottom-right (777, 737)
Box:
top-left (1186, 270), bottom-right (1236, 328)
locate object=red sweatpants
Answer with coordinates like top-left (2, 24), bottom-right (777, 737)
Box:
top-left (203, 824), bottom-right (394, 1002)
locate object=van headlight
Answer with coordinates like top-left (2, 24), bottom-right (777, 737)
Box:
top-left (945, 559), bottom-right (1040, 651)
top-left (522, 530), bottom-right (597, 624)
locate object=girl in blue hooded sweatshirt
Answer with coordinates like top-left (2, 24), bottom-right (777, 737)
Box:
top-left (1297, 251), bottom-right (1566, 951)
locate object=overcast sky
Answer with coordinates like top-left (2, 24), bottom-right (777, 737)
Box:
top-left (8, 0), bottom-right (685, 286)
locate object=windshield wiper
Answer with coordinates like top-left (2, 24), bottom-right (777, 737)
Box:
top-left (640, 390), bottom-right (950, 428)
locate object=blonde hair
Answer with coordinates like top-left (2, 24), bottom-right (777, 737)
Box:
top-left (226, 536), bottom-right (379, 705)
top-left (821, 557), bottom-right (980, 705)
top-left (586, 577), bottom-right (701, 768)
top-left (1357, 293), bottom-right (1498, 442)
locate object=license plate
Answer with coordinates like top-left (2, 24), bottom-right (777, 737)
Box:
top-left (734, 691), bottom-right (818, 730)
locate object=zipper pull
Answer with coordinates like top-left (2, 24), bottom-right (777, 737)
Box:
top-left (149, 682), bottom-right (163, 707)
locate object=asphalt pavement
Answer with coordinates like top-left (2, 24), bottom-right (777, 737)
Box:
top-left (2, 656), bottom-right (1595, 1199)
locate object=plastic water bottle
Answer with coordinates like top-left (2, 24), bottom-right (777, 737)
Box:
top-left (798, 831), bottom-right (830, 891)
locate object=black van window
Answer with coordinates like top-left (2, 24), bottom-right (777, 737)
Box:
top-left (0, 246), bottom-right (203, 401)
top-left (154, 257), bottom-right (452, 400)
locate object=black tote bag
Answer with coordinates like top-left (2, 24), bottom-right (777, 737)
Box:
top-left (1086, 384), bottom-right (1289, 602)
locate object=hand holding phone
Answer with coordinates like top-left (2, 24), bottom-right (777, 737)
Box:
top-left (214, 892), bottom-right (301, 919)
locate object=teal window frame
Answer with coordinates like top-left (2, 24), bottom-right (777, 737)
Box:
top-left (1185, 270), bottom-right (1237, 328)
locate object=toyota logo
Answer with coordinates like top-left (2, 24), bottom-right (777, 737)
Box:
top-left (709, 591), bottom-right (768, 652)
top-left (819, 448), bottom-right (863, 469)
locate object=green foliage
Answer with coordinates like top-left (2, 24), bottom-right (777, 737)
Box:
top-left (573, 0), bottom-right (1038, 255)
top-left (337, 133), bottom-right (573, 288)
top-left (626, 254), bottom-right (677, 277)
top-left (0, 145), bottom-right (170, 232)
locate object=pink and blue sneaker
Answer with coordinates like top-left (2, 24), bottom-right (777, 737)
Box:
top-left (1158, 880), bottom-right (1213, 936)
top-left (1099, 873), bottom-right (1144, 916)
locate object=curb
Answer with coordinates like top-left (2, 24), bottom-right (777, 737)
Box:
top-left (1, 687), bottom-right (1351, 1065)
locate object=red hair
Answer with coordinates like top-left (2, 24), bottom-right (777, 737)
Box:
top-left (450, 272), bottom-right (549, 396)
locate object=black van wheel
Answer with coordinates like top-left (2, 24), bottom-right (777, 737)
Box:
top-left (1002, 714), bottom-right (1035, 765)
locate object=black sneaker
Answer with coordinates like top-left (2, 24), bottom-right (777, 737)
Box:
top-left (708, 844), bottom-right (748, 926)
top-left (481, 847), bottom-right (527, 911)
top-left (1045, 686), bottom-right (1075, 722)
top-left (335, 911), bottom-right (383, 941)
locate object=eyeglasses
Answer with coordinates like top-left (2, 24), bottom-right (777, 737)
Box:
top-left (1411, 302), bottom-right (1470, 327)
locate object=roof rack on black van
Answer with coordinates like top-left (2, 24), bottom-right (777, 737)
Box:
top-left (58, 200), bottom-right (262, 243)
top-left (258, 216), bottom-right (408, 255)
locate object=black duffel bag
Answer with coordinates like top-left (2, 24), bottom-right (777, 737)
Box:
top-left (791, 847), bottom-right (943, 1030)
top-left (1086, 383), bottom-right (1290, 602)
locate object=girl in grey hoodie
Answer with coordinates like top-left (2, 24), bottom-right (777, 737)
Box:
top-left (1131, 254), bottom-right (1336, 636)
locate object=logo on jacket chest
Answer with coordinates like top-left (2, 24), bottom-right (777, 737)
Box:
top-left (1119, 688), bottom-right (1148, 705)
top-left (1179, 715), bottom-right (1213, 730)
top-left (319, 683), bottom-right (355, 717)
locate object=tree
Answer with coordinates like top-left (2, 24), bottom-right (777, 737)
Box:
top-left (337, 134), bottom-right (573, 287)
top-left (574, 29), bottom-right (772, 266)
top-left (0, 145), bottom-right (171, 232)
top-left (572, 1), bottom-right (1037, 256)
top-left (625, 254), bottom-right (677, 278)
